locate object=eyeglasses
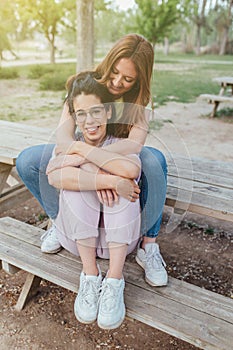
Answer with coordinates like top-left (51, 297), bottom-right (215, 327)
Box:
top-left (74, 106), bottom-right (106, 122)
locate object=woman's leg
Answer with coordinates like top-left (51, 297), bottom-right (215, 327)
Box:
top-left (16, 144), bottom-right (61, 253)
top-left (16, 144), bottom-right (59, 219)
top-left (97, 198), bottom-right (140, 330)
top-left (139, 146), bottom-right (167, 239)
top-left (55, 190), bottom-right (102, 324)
top-left (137, 146), bottom-right (168, 286)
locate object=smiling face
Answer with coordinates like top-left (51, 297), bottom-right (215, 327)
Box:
top-left (106, 58), bottom-right (138, 98)
top-left (73, 93), bottom-right (111, 146)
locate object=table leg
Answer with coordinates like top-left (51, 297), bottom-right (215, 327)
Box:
top-left (211, 101), bottom-right (220, 118)
top-left (0, 163), bottom-right (12, 194)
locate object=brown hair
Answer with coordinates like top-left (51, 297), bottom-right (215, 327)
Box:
top-left (95, 34), bottom-right (153, 137)
top-left (95, 33), bottom-right (154, 107)
top-left (65, 71), bottom-right (117, 137)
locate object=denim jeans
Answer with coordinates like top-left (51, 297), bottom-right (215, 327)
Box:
top-left (16, 144), bottom-right (167, 237)
top-left (139, 147), bottom-right (167, 238)
top-left (16, 144), bottom-right (59, 220)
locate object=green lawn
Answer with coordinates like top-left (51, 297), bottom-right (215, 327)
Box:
top-left (152, 54), bottom-right (233, 105)
top-left (0, 54), bottom-right (232, 123)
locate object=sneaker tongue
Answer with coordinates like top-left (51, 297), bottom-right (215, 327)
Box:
top-left (145, 243), bottom-right (158, 253)
top-left (85, 275), bottom-right (99, 281)
top-left (106, 278), bottom-right (122, 286)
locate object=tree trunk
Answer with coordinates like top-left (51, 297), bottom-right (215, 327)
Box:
top-left (219, 27), bottom-right (228, 55)
top-left (164, 37), bottom-right (169, 55)
top-left (76, 0), bottom-right (94, 73)
top-left (196, 25), bottom-right (201, 55)
top-left (219, 0), bottom-right (233, 55)
top-left (49, 40), bottom-right (55, 64)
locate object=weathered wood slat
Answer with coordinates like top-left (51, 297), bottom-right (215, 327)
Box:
top-left (1, 218), bottom-right (232, 323)
top-left (199, 94), bottom-right (233, 103)
top-left (168, 166), bottom-right (233, 189)
top-left (167, 155), bottom-right (233, 177)
top-left (167, 186), bottom-right (232, 213)
top-left (0, 217), bottom-right (233, 350)
top-left (0, 120), bottom-right (54, 164)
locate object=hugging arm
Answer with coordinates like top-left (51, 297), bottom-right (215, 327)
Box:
top-left (48, 166), bottom-right (140, 202)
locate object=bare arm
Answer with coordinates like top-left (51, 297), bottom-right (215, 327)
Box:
top-left (55, 103), bottom-right (76, 151)
top-left (47, 166), bottom-right (140, 201)
top-left (101, 124), bottom-right (148, 155)
top-left (66, 141), bottom-right (141, 179)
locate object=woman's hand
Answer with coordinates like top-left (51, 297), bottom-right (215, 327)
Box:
top-left (55, 141), bottom-right (81, 156)
top-left (115, 178), bottom-right (140, 202)
top-left (46, 154), bottom-right (85, 174)
top-left (97, 189), bottom-right (119, 207)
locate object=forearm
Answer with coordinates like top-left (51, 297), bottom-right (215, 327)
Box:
top-left (70, 142), bottom-right (140, 179)
top-left (102, 125), bottom-right (148, 155)
top-left (55, 103), bottom-right (76, 150)
top-left (48, 166), bottom-right (119, 191)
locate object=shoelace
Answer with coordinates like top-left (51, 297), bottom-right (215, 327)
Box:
top-left (80, 278), bottom-right (101, 306)
top-left (99, 282), bottom-right (119, 312)
top-left (146, 249), bottom-right (166, 270)
top-left (40, 225), bottom-right (56, 241)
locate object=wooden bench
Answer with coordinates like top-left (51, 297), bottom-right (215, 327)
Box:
top-left (0, 120), bottom-right (54, 212)
top-left (166, 154), bottom-right (233, 227)
top-left (1, 120), bottom-right (233, 349)
top-left (199, 94), bottom-right (233, 117)
top-left (0, 217), bottom-right (233, 350)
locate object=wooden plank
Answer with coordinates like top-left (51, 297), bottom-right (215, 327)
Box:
top-left (15, 274), bottom-right (42, 311)
top-left (2, 261), bottom-right (20, 274)
top-left (0, 120), bottom-right (54, 164)
top-left (0, 163), bottom-right (12, 193)
top-left (0, 186), bottom-right (32, 213)
top-left (168, 176), bottom-right (233, 200)
top-left (166, 187), bottom-right (233, 221)
top-left (1, 218), bottom-right (233, 322)
top-left (167, 155), bottom-right (233, 177)
top-left (168, 167), bottom-right (233, 190)
top-left (0, 225), bottom-right (233, 349)
top-left (213, 77), bottom-right (233, 86)
top-left (199, 94), bottom-right (233, 103)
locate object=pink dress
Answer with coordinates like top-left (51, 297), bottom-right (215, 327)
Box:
top-left (55, 135), bottom-right (141, 259)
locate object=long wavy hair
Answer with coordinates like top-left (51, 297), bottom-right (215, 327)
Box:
top-left (95, 34), bottom-right (154, 137)
top-left (65, 71), bottom-right (117, 137)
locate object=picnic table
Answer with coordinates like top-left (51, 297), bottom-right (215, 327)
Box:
top-left (213, 76), bottom-right (233, 95)
top-left (1, 120), bottom-right (233, 349)
top-left (0, 120), bottom-right (54, 212)
top-left (199, 76), bottom-right (233, 117)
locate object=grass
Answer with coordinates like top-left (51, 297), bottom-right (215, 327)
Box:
top-left (0, 54), bottom-right (232, 123)
top-left (152, 63), bottom-right (232, 105)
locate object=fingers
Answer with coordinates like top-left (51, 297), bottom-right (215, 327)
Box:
top-left (97, 190), bottom-right (119, 207)
top-left (129, 186), bottom-right (140, 202)
top-left (97, 190), bottom-right (104, 204)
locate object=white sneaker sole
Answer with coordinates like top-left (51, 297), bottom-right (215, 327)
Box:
top-left (41, 246), bottom-right (62, 254)
top-left (98, 307), bottom-right (126, 330)
top-left (74, 311), bottom-right (97, 324)
top-left (135, 256), bottom-right (168, 287)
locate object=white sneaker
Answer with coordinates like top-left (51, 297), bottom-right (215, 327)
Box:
top-left (41, 224), bottom-right (62, 254)
top-left (136, 243), bottom-right (168, 287)
top-left (98, 277), bottom-right (125, 330)
top-left (74, 266), bottom-right (102, 324)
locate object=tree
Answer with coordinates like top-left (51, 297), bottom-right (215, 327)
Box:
top-left (16, 0), bottom-right (72, 63)
top-left (134, 0), bottom-right (181, 50)
top-left (76, 0), bottom-right (94, 72)
top-left (215, 0), bottom-right (233, 55)
top-left (0, 1), bottom-right (18, 61)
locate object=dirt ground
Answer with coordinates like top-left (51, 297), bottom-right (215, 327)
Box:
top-left (1, 92), bottom-right (233, 349)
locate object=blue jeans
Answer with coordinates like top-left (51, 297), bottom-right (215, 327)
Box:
top-left (16, 144), bottom-right (167, 237)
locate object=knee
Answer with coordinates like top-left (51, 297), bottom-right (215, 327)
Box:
top-left (140, 147), bottom-right (167, 175)
top-left (16, 144), bottom-right (54, 179)
top-left (16, 147), bottom-right (36, 179)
